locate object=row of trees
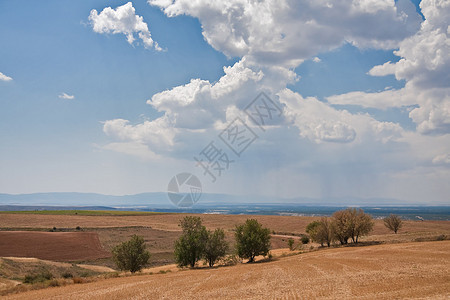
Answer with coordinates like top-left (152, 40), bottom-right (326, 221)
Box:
top-left (174, 216), bottom-right (271, 267)
top-left (111, 217), bottom-right (271, 272)
top-left (173, 216), bottom-right (228, 268)
top-left (306, 208), bottom-right (374, 246)
top-left (112, 210), bottom-right (404, 272)
top-left (306, 209), bottom-right (404, 247)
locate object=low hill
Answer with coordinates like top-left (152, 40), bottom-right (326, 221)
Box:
top-left (5, 241), bottom-right (450, 299)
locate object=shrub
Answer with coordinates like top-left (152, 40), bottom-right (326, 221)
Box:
top-left (112, 235), bottom-right (151, 273)
top-left (287, 238), bottom-right (295, 250)
top-left (222, 254), bottom-right (239, 266)
top-left (61, 272), bottom-right (73, 279)
top-left (23, 270), bottom-right (53, 284)
top-left (48, 279), bottom-right (60, 287)
top-left (80, 271), bottom-right (92, 278)
top-left (436, 234), bottom-right (446, 241)
top-left (301, 236), bottom-right (310, 244)
top-left (75, 226), bottom-right (81, 231)
top-left (72, 277), bottom-right (84, 284)
top-left (235, 219), bottom-right (271, 263)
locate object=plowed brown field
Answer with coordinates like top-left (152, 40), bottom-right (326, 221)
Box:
top-left (6, 241), bottom-right (450, 300)
top-left (0, 231), bottom-right (110, 261)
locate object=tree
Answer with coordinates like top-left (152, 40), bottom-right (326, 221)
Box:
top-left (112, 235), bottom-right (150, 273)
top-left (384, 214), bottom-right (403, 234)
top-left (332, 209), bottom-right (352, 245)
top-left (332, 208), bottom-right (374, 244)
top-left (318, 217), bottom-right (334, 247)
top-left (174, 216), bottom-right (208, 268)
top-left (235, 219), bottom-right (271, 262)
top-left (306, 218), bottom-right (334, 247)
top-left (351, 209), bottom-right (374, 243)
top-left (306, 220), bottom-right (322, 245)
top-left (204, 228), bottom-right (228, 267)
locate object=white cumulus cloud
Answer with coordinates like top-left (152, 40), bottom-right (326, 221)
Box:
top-left (102, 0), bottom-right (422, 155)
top-left (0, 71), bottom-right (13, 82)
top-left (149, 0), bottom-right (421, 67)
top-left (328, 0), bottom-right (450, 135)
top-left (89, 2), bottom-right (161, 51)
top-left (58, 92), bottom-right (75, 100)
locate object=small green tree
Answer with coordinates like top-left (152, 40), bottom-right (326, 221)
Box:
top-left (306, 220), bottom-right (322, 245)
top-left (287, 238), bottom-right (295, 250)
top-left (235, 219), bottom-right (271, 263)
top-left (204, 228), bottom-right (228, 267)
top-left (384, 214), bottom-right (403, 234)
top-left (174, 216), bottom-right (208, 268)
top-left (112, 235), bottom-right (150, 273)
top-left (306, 218), bottom-right (334, 247)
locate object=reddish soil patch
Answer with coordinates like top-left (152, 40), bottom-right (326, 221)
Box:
top-left (0, 231), bottom-right (110, 261)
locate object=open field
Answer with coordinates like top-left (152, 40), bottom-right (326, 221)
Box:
top-left (2, 212), bottom-right (450, 234)
top-left (0, 211), bottom-right (449, 298)
top-left (4, 241), bottom-right (450, 299)
top-left (0, 231), bottom-right (110, 261)
top-left (1, 212), bottom-right (449, 266)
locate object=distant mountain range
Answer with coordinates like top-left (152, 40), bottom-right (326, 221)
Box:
top-left (0, 192), bottom-right (442, 209)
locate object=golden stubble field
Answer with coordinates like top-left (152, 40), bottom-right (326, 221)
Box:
top-left (2, 212), bottom-right (449, 235)
top-left (1, 212), bottom-right (450, 299)
top-left (1, 213), bottom-right (449, 265)
top-left (5, 240), bottom-right (450, 300)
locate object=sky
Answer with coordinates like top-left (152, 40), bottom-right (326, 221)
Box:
top-left (0, 0), bottom-right (449, 205)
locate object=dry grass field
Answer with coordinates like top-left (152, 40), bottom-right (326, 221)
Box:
top-left (1, 213), bottom-right (449, 265)
top-left (0, 212), bottom-right (449, 298)
top-left (4, 240), bottom-right (449, 300)
top-left (2, 212), bottom-right (449, 235)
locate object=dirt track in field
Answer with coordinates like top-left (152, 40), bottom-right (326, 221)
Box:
top-left (0, 231), bottom-right (110, 261)
top-left (6, 241), bottom-right (450, 300)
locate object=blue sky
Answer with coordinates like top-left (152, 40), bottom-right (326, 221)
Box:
top-left (0, 0), bottom-right (449, 205)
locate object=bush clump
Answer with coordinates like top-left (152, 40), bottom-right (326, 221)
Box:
top-left (23, 270), bottom-right (53, 284)
top-left (287, 238), bottom-right (295, 250)
top-left (301, 236), bottom-right (310, 244)
top-left (61, 272), bottom-right (73, 279)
